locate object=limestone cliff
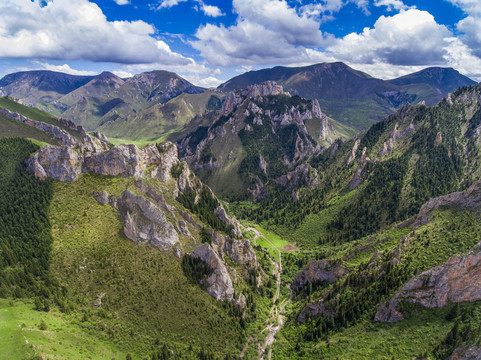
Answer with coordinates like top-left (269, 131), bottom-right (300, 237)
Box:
top-left (27, 142), bottom-right (179, 183)
top-left (96, 189), bottom-right (180, 251)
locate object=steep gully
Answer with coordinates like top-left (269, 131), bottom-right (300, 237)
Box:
top-left (239, 228), bottom-right (291, 359)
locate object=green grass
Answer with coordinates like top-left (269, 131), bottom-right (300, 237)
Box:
top-left (0, 97), bottom-right (57, 125)
top-left (0, 299), bottom-right (125, 360)
top-left (291, 189), bottom-right (360, 248)
top-left (48, 173), bottom-right (252, 357)
top-left (274, 304), bottom-right (456, 359)
top-left (0, 96), bottom-right (83, 141)
top-left (0, 114), bottom-right (58, 145)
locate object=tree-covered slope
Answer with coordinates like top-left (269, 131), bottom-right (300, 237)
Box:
top-left (237, 84), bottom-right (481, 245)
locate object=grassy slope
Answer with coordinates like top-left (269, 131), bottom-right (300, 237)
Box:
top-left (0, 96), bottom-right (83, 141)
top-left (273, 207), bottom-right (481, 359)
top-left (98, 92), bottom-right (222, 143)
top-left (48, 173), bottom-right (265, 358)
top-left (0, 113), bottom-right (57, 145)
top-left (0, 299), bottom-right (124, 360)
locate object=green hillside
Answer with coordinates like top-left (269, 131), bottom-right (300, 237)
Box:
top-left (2, 79), bottom-right (481, 359)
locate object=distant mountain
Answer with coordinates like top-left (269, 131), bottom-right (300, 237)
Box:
top-left (58, 71), bottom-right (125, 106)
top-left (0, 69), bottom-right (209, 142)
top-left (58, 70), bottom-right (205, 133)
top-left (0, 70), bottom-right (95, 105)
top-left (178, 81), bottom-right (355, 200)
top-left (0, 64), bottom-right (475, 143)
top-left (219, 62), bottom-right (476, 130)
top-left (387, 67), bottom-right (475, 93)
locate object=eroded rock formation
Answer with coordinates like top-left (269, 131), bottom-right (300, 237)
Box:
top-left (375, 242), bottom-right (481, 323)
top-left (413, 181), bottom-right (481, 228)
top-left (190, 243), bottom-right (235, 301)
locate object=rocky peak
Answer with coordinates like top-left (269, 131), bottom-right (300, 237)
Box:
top-left (221, 81), bottom-right (284, 116)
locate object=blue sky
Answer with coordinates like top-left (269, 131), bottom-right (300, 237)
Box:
top-left (0, 0), bottom-right (480, 86)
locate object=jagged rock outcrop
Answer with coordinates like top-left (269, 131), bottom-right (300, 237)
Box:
top-left (234, 293), bottom-right (246, 309)
top-left (292, 260), bottom-right (348, 293)
top-left (449, 347), bottom-right (481, 360)
top-left (275, 163), bottom-right (320, 190)
top-left (27, 145), bottom-right (81, 182)
top-left (348, 165), bottom-right (365, 190)
top-left (221, 81), bottom-right (284, 116)
top-left (27, 142), bottom-right (181, 183)
top-left (214, 204), bottom-right (242, 238)
top-left (83, 144), bottom-right (162, 178)
top-left (207, 229), bottom-right (258, 269)
top-left (190, 243), bottom-right (235, 301)
top-left (347, 138), bottom-right (360, 164)
top-left (96, 189), bottom-right (179, 251)
top-left (375, 242), bottom-right (481, 323)
top-left (413, 181), bottom-right (481, 228)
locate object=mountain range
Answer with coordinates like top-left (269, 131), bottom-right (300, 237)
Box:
top-left (1, 62), bottom-right (481, 359)
top-left (0, 62), bottom-right (475, 144)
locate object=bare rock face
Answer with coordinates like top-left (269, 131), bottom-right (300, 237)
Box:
top-left (292, 260), bottom-right (348, 293)
top-left (119, 190), bottom-right (179, 250)
top-left (214, 204), bottom-right (242, 238)
top-left (156, 142), bottom-right (180, 182)
top-left (221, 81), bottom-right (284, 116)
top-left (348, 166), bottom-right (365, 190)
top-left (208, 229), bottom-right (258, 269)
top-left (190, 243), bottom-right (234, 301)
top-left (449, 347), bottom-right (481, 360)
top-left (83, 144), bottom-right (161, 178)
top-left (375, 242), bottom-right (481, 323)
top-left (27, 145), bottom-right (82, 182)
top-left (97, 189), bottom-right (179, 251)
top-left (347, 139), bottom-right (360, 164)
top-left (28, 142), bottom-right (181, 183)
top-left (223, 238), bottom-right (258, 268)
top-left (413, 181), bottom-right (481, 228)
top-left (275, 163), bottom-right (320, 190)
top-left (234, 293), bottom-right (246, 309)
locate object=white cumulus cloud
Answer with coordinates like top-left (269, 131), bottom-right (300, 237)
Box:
top-left (330, 9), bottom-right (451, 66)
top-left (200, 3), bottom-right (224, 17)
top-left (156, 0), bottom-right (188, 9)
top-left (0, 0), bottom-right (190, 65)
top-left (36, 62), bottom-right (98, 76)
top-left (373, 0), bottom-right (409, 11)
top-left (191, 0), bottom-right (330, 66)
top-left (113, 0), bottom-right (130, 5)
